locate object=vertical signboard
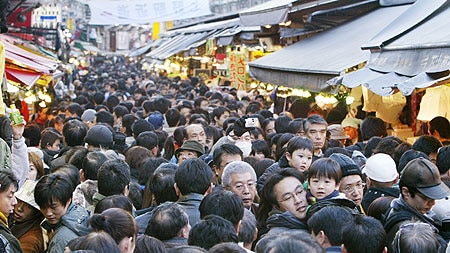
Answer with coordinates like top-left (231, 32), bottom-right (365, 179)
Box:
top-left (227, 46), bottom-right (248, 90)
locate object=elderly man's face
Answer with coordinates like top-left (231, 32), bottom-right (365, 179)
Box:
top-left (339, 175), bottom-right (365, 206)
top-left (186, 124), bottom-right (206, 146)
top-left (227, 172), bottom-right (257, 209)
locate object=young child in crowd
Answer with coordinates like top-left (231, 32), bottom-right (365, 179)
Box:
top-left (306, 158), bottom-right (342, 204)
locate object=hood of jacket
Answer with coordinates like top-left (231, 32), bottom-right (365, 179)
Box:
top-left (266, 211), bottom-right (307, 230)
top-left (42, 203), bottom-right (90, 236)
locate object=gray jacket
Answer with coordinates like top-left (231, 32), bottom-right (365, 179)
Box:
top-left (41, 203), bottom-right (90, 253)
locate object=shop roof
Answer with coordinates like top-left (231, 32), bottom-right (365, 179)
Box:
top-left (336, 0), bottom-right (450, 96)
top-left (248, 4), bottom-right (410, 92)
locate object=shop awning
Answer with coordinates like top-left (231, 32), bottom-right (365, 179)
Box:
top-left (335, 0), bottom-right (450, 96)
top-left (73, 40), bottom-right (101, 53)
top-left (5, 67), bottom-right (42, 86)
top-left (248, 4), bottom-right (410, 93)
top-left (239, 0), bottom-right (294, 26)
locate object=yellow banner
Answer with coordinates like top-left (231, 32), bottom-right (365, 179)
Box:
top-left (227, 47), bottom-right (248, 91)
top-left (152, 22), bottom-right (160, 40)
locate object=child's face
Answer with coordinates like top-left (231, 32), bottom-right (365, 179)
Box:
top-left (309, 177), bottom-right (339, 200)
top-left (286, 149), bottom-right (313, 172)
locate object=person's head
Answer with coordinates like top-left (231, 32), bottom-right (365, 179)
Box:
top-left (0, 169), bottom-right (19, 216)
top-left (14, 180), bottom-right (43, 223)
top-left (134, 235), bottom-right (166, 253)
top-left (399, 158), bottom-right (450, 214)
top-left (329, 153), bottom-right (364, 206)
top-left (188, 215), bottom-right (238, 250)
top-left (184, 124), bottom-right (206, 146)
top-left (360, 116), bottom-right (387, 141)
top-left (74, 231), bottom-right (122, 253)
top-left (175, 158), bottom-right (213, 196)
top-left (341, 118), bottom-right (362, 141)
top-left (260, 168), bottom-right (307, 221)
top-left (82, 151), bottom-right (108, 181)
top-left (392, 222), bottom-right (439, 253)
top-left (307, 206), bottom-right (354, 248)
top-left (308, 158), bottom-right (341, 200)
top-left (89, 208), bottom-right (138, 253)
top-left (94, 195), bottom-right (134, 214)
top-left (238, 209), bottom-right (257, 248)
top-left (412, 135), bottom-right (442, 162)
top-left (341, 214), bottom-right (386, 253)
top-left (213, 107), bottom-right (230, 128)
top-left (145, 167), bottom-right (178, 207)
top-left (250, 140), bottom-right (270, 159)
top-left (95, 111), bottom-right (115, 128)
top-left (52, 164), bottom-right (81, 191)
top-left (63, 118), bottom-right (88, 147)
top-left (27, 151), bottom-right (45, 181)
top-left (85, 124), bottom-right (115, 149)
top-left (221, 161), bottom-right (257, 209)
top-left (363, 153), bottom-right (398, 187)
top-left (212, 144), bottom-right (243, 184)
top-left (132, 119), bottom-right (155, 139)
top-left (274, 115), bottom-right (292, 134)
top-left (258, 231), bottom-right (325, 253)
top-left (175, 140), bottom-right (205, 165)
top-left (398, 149), bottom-right (430, 174)
top-left (66, 103), bottom-right (83, 117)
top-left (429, 116), bottom-right (450, 139)
top-left (97, 159), bottom-right (131, 197)
top-left (34, 173), bottom-right (73, 224)
top-left (366, 196), bottom-right (395, 223)
top-left (145, 202), bottom-right (190, 240)
top-left (40, 128), bottom-right (62, 151)
top-left (373, 136), bottom-right (403, 155)
top-left (304, 114), bottom-right (328, 153)
top-left (199, 189), bottom-right (244, 229)
top-left (166, 108), bottom-right (182, 128)
top-left (285, 136), bottom-right (314, 172)
top-left (437, 146), bottom-right (450, 176)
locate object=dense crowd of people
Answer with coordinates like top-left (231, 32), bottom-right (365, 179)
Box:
top-left (0, 60), bottom-right (450, 253)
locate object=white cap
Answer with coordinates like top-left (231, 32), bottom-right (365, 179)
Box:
top-left (362, 153), bottom-right (398, 182)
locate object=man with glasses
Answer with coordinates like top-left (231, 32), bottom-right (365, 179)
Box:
top-left (383, 158), bottom-right (450, 253)
top-left (222, 161), bottom-right (258, 215)
top-left (329, 153), bottom-right (366, 214)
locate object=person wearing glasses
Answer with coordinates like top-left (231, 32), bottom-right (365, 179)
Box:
top-left (384, 158), bottom-right (450, 253)
top-left (329, 153), bottom-right (366, 214)
top-left (256, 168), bottom-right (308, 239)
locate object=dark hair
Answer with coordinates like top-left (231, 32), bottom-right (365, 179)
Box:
top-left (94, 195), bottom-right (134, 214)
top-left (398, 150), bottom-right (430, 174)
top-left (106, 95), bottom-right (120, 112)
top-left (134, 235), bottom-right (166, 253)
top-left (145, 202), bottom-right (189, 240)
top-left (223, 117), bottom-right (238, 134)
top-left (52, 165), bottom-right (81, 191)
top-left (260, 231), bottom-right (324, 253)
top-left (0, 169), bottom-right (18, 200)
top-left (208, 242), bottom-right (246, 253)
top-left (139, 157), bottom-right (168, 186)
top-left (92, 92), bottom-right (105, 105)
top-left (89, 208), bottom-right (138, 244)
top-left (307, 206), bottom-right (353, 246)
top-left (275, 115), bottom-right (292, 134)
top-left (62, 119), bottom-right (87, 147)
top-left (238, 209), bottom-right (257, 245)
top-left (95, 111), bottom-right (115, 128)
top-left (175, 159), bottom-right (212, 195)
top-left (199, 190), bottom-right (244, 227)
top-left (288, 118), bottom-right (306, 135)
top-left (97, 160), bottom-right (131, 196)
top-left (308, 158), bottom-right (342, 184)
top-left (82, 151), bottom-right (108, 180)
top-left (342, 214), bottom-right (385, 253)
top-left (254, 158), bottom-right (275, 179)
top-left (373, 136), bottom-right (403, 155)
top-left (168, 245), bottom-right (207, 253)
top-left (113, 105), bottom-right (129, 119)
top-left (257, 168), bottom-right (303, 236)
top-left (153, 97), bottom-right (171, 114)
top-left (188, 215), bottom-right (238, 250)
top-left (324, 147), bottom-right (350, 158)
top-left (35, 173), bottom-right (73, 209)
top-left (360, 116), bottom-right (387, 141)
top-left (146, 167), bottom-right (178, 207)
top-left (212, 107), bottom-right (230, 123)
top-left (125, 146), bottom-right (152, 179)
top-left (75, 232), bottom-right (121, 253)
top-left (366, 196), bottom-right (395, 223)
top-left (122, 114), bottom-right (138, 137)
top-left (288, 99), bottom-right (310, 119)
top-left (212, 144), bottom-right (243, 168)
top-left (364, 136), bottom-right (382, 158)
top-left (285, 136), bottom-right (314, 155)
top-left (128, 181), bottom-right (143, 210)
top-left (429, 116), bottom-right (450, 138)
top-left (23, 124), bottom-right (41, 146)
top-left (67, 147), bottom-right (89, 170)
top-left (437, 146), bottom-right (450, 175)
top-left (250, 140), bottom-right (270, 158)
top-left (40, 128), bottom-right (62, 150)
top-left (136, 131), bottom-right (159, 151)
top-left (412, 135), bottom-right (442, 157)
top-left (67, 103), bottom-right (83, 117)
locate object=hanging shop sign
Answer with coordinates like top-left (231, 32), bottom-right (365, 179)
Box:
top-left (228, 46), bottom-right (248, 91)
